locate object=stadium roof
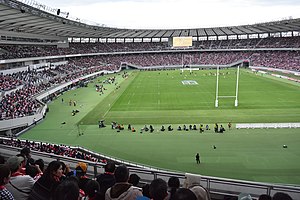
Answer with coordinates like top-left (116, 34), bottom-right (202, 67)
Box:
top-left (0, 0), bottom-right (300, 39)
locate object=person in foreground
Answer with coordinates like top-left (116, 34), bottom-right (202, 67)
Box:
top-left (28, 160), bottom-right (63, 200)
top-left (149, 178), bottom-right (169, 200)
top-left (0, 164), bottom-right (14, 200)
top-left (105, 164), bottom-right (142, 200)
top-left (183, 173), bottom-right (210, 200)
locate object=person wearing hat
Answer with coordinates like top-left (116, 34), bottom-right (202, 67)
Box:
top-left (5, 156), bottom-right (35, 200)
top-left (75, 162), bottom-right (91, 194)
top-left (183, 173), bottom-right (210, 200)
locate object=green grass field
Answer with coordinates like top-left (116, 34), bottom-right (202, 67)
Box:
top-left (20, 69), bottom-right (300, 185)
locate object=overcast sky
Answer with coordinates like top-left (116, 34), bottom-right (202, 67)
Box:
top-left (23, 0), bottom-right (300, 29)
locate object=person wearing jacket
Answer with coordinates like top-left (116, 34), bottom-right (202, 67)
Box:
top-left (96, 162), bottom-right (116, 200)
top-left (105, 165), bottom-right (142, 200)
top-left (28, 160), bottom-right (63, 200)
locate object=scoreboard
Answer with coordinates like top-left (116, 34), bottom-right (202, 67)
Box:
top-left (170, 36), bottom-right (193, 47)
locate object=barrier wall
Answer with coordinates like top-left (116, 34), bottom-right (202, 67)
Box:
top-left (236, 123), bottom-right (300, 129)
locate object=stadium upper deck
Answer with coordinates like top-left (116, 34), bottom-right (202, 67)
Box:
top-left (0, 0), bottom-right (300, 43)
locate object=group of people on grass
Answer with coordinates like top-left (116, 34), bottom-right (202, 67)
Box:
top-left (109, 123), bottom-right (232, 134)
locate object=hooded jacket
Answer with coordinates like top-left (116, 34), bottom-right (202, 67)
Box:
top-left (183, 173), bottom-right (210, 200)
top-left (105, 182), bottom-right (142, 200)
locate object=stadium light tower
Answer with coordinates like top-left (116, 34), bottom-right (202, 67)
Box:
top-left (215, 65), bottom-right (240, 108)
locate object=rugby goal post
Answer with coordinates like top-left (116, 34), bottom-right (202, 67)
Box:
top-left (181, 54), bottom-right (192, 73)
top-left (215, 65), bottom-right (240, 107)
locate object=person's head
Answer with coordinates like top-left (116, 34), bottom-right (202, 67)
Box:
top-left (60, 161), bottom-right (67, 174)
top-left (168, 176), bottom-right (180, 189)
top-left (272, 192), bottom-right (292, 200)
top-left (35, 159), bottom-right (45, 172)
top-left (44, 160), bottom-right (63, 181)
top-left (20, 147), bottom-right (31, 159)
top-left (168, 176), bottom-right (180, 199)
top-left (0, 164), bottom-right (11, 186)
top-left (258, 194), bottom-right (272, 200)
top-left (5, 155), bottom-right (24, 173)
top-left (85, 180), bottom-right (100, 198)
top-left (183, 173), bottom-right (201, 188)
top-left (75, 162), bottom-right (87, 177)
top-left (173, 188), bottom-right (197, 200)
top-left (54, 177), bottom-right (80, 200)
top-left (128, 173), bottom-right (141, 186)
top-left (149, 178), bottom-right (168, 200)
top-left (26, 164), bottom-right (38, 178)
top-left (105, 161), bottom-right (116, 173)
top-left (114, 164), bottom-right (129, 183)
top-left (16, 154), bottom-right (27, 168)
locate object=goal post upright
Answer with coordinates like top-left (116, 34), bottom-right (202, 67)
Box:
top-left (234, 65), bottom-right (240, 107)
top-left (215, 66), bottom-right (219, 108)
top-left (189, 55), bottom-right (192, 73)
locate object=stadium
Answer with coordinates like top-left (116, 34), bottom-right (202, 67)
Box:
top-left (0, 0), bottom-right (300, 199)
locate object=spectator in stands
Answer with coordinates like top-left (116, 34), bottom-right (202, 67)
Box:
top-left (173, 188), bottom-right (197, 200)
top-left (128, 173), bottom-right (141, 187)
top-left (149, 178), bottom-right (169, 200)
top-left (168, 176), bottom-right (180, 200)
top-left (20, 147), bottom-right (31, 163)
top-left (5, 156), bottom-right (35, 200)
top-left (0, 164), bottom-right (14, 200)
top-left (34, 159), bottom-right (45, 173)
top-left (183, 173), bottom-right (210, 200)
top-left (25, 165), bottom-right (40, 180)
top-left (105, 164), bottom-right (142, 200)
top-left (59, 161), bottom-right (69, 181)
top-left (96, 161), bottom-right (116, 200)
top-left (84, 179), bottom-right (101, 200)
top-left (272, 192), bottom-right (292, 200)
top-left (15, 154), bottom-right (27, 174)
top-left (20, 146), bottom-right (34, 167)
top-left (53, 177), bottom-right (80, 200)
top-left (28, 160), bottom-right (63, 200)
top-left (74, 162), bottom-right (91, 192)
top-left (137, 184), bottom-right (151, 200)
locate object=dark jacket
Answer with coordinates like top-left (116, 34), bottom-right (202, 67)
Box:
top-left (28, 175), bottom-right (60, 200)
top-left (96, 173), bottom-right (116, 200)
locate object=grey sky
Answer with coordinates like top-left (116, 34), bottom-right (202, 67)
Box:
top-left (22, 0), bottom-right (300, 29)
